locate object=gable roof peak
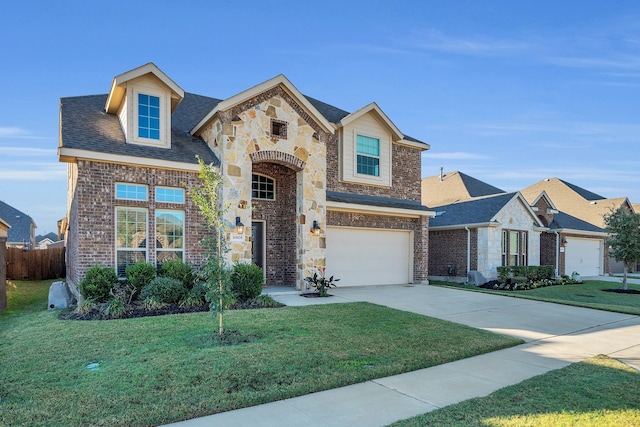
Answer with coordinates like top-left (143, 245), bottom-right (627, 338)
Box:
top-left (190, 73), bottom-right (334, 135)
top-left (105, 62), bottom-right (185, 114)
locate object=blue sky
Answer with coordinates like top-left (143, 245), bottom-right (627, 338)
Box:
top-left (1, 1), bottom-right (640, 234)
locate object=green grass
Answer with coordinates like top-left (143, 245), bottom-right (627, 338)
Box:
top-left (432, 280), bottom-right (640, 315)
top-left (1, 280), bottom-right (522, 427)
top-left (390, 355), bottom-right (640, 426)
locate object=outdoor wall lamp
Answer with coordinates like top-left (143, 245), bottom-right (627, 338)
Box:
top-left (311, 220), bottom-right (321, 235)
top-left (235, 217), bottom-right (244, 234)
top-left (561, 237), bottom-right (568, 247)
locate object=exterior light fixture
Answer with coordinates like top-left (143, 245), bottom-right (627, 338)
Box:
top-left (561, 237), bottom-right (568, 247)
top-left (311, 220), bottom-right (321, 235)
top-left (235, 217), bottom-right (244, 234)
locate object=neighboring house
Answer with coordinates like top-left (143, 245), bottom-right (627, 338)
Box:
top-left (428, 192), bottom-right (545, 282)
top-left (36, 232), bottom-right (60, 249)
top-left (423, 172), bottom-right (608, 282)
top-left (530, 192), bottom-right (608, 277)
top-left (421, 170), bottom-right (505, 207)
top-left (58, 63), bottom-right (433, 292)
top-left (521, 178), bottom-right (632, 274)
top-left (0, 201), bottom-right (36, 249)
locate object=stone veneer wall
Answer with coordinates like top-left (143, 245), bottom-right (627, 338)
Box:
top-left (327, 211), bottom-right (429, 282)
top-left (66, 160), bottom-right (209, 287)
top-left (251, 162), bottom-right (297, 286)
top-left (199, 89), bottom-right (332, 288)
top-left (428, 228), bottom-right (478, 277)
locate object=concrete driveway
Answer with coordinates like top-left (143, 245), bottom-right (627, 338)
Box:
top-left (165, 282), bottom-right (640, 427)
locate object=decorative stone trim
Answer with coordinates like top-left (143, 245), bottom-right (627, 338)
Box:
top-left (250, 150), bottom-right (306, 171)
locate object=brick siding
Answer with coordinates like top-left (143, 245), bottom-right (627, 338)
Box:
top-left (66, 160), bottom-right (209, 286)
top-left (428, 228), bottom-right (478, 277)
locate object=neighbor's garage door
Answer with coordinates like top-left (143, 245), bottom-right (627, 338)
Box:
top-left (565, 237), bottom-right (601, 276)
top-left (326, 227), bottom-right (412, 286)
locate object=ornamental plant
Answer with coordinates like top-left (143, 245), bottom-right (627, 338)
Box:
top-left (304, 267), bottom-right (340, 297)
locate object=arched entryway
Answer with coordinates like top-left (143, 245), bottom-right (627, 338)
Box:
top-left (251, 162), bottom-right (297, 286)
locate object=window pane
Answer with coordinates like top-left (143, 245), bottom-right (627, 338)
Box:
top-left (156, 187), bottom-right (185, 203)
top-left (115, 183), bottom-right (148, 201)
top-left (357, 135), bottom-right (380, 156)
top-left (116, 208), bottom-right (148, 276)
top-left (357, 155), bottom-right (380, 176)
top-left (138, 93), bottom-right (160, 140)
top-left (251, 174), bottom-right (275, 200)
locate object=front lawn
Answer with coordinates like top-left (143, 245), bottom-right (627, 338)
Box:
top-left (1, 280), bottom-right (522, 427)
top-left (390, 355), bottom-right (640, 426)
top-left (432, 280), bottom-right (640, 315)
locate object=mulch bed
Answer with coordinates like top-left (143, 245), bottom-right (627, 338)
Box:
top-left (59, 298), bottom-right (285, 321)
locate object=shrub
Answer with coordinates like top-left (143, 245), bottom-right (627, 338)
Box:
top-left (77, 265), bottom-right (118, 303)
top-left (140, 277), bottom-right (187, 304)
top-left (125, 262), bottom-right (157, 297)
top-left (159, 260), bottom-right (195, 290)
top-left (230, 262), bottom-right (264, 301)
top-left (102, 298), bottom-right (126, 318)
top-left (180, 282), bottom-right (207, 307)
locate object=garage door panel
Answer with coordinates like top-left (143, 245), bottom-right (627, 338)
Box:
top-left (565, 238), bottom-right (601, 276)
top-left (326, 227), bottom-right (411, 286)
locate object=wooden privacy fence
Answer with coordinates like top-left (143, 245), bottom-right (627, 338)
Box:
top-left (6, 247), bottom-right (65, 280)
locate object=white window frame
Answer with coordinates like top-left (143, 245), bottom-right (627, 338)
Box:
top-left (355, 134), bottom-right (381, 177)
top-left (252, 173), bottom-right (276, 200)
top-left (115, 182), bottom-right (148, 201)
top-left (132, 87), bottom-right (167, 148)
top-left (156, 186), bottom-right (185, 204)
top-left (115, 207), bottom-right (149, 276)
top-left (155, 209), bottom-right (185, 264)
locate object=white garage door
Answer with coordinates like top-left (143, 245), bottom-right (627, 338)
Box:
top-left (326, 227), bottom-right (412, 286)
top-left (566, 238), bottom-right (601, 276)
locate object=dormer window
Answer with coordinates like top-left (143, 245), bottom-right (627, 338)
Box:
top-left (138, 94), bottom-right (160, 140)
top-left (356, 135), bottom-right (380, 177)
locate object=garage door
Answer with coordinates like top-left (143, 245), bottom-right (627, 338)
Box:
top-left (326, 227), bottom-right (412, 286)
top-left (565, 238), bottom-right (601, 276)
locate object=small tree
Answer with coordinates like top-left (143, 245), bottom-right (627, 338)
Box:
top-left (603, 207), bottom-right (640, 290)
top-left (189, 156), bottom-right (233, 335)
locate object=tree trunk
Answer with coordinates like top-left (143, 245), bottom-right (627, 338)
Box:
top-left (623, 263), bottom-right (629, 291)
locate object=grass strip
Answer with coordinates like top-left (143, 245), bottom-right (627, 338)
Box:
top-left (432, 280), bottom-right (640, 315)
top-left (390, 355), bottom-right (640, 426)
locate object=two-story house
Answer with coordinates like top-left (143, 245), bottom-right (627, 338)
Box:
top-left (58, 63), bottom-right (433, 293)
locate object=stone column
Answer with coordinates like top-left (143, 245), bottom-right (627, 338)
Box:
top-left (0, 221), bottom-right (9, 312)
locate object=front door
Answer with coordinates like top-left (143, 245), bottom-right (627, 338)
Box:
top-left (252, 221), bottom-right (265, 272)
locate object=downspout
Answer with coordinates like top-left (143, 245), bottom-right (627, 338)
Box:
top-left (465, 227), bottom-right (471, 276)
top-left (553, 231), bottom-right (560, 277)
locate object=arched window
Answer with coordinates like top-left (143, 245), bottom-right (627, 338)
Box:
top-left (252, 174), bottom-right (275, 200)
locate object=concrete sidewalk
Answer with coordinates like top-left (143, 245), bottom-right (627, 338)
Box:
top-left (164, 281), bottom-right (640, 427)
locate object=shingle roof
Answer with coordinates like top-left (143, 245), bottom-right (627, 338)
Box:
top-left (422, 171), bottom-right (505, 207)
top-left (327, 191), bottom-right (431, 212)
top-left (0, 201), bottom-right (35, 244)
top-left (549, 211), bottom-right (606, 233)
top-left (304, 95), bottom-right (426, 144)
top-left (60, 93), bottom-right (220, 166)
top-left (36, 232), bottom-right (59, 244)
top-left (429, 192), bottom-right (516, 227)
top-left (558, 179), bottom-right (604, 201)
top-left (520, 177), bottom-right (629, 228)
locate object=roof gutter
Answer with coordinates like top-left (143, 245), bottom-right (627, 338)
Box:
top-left (326, 201), bottom-right (435, 218)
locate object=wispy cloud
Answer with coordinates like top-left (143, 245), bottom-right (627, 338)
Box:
top-left (0, 146), bottom-right (57, 156)
top-left (0, 127), bottom-right (47, 140)
top-left (0, 165), bottom-right (66, 181)
top-left (408, 29), bottom-right (530, 57)
top-left (422, 151), bottom-right (489, 160)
